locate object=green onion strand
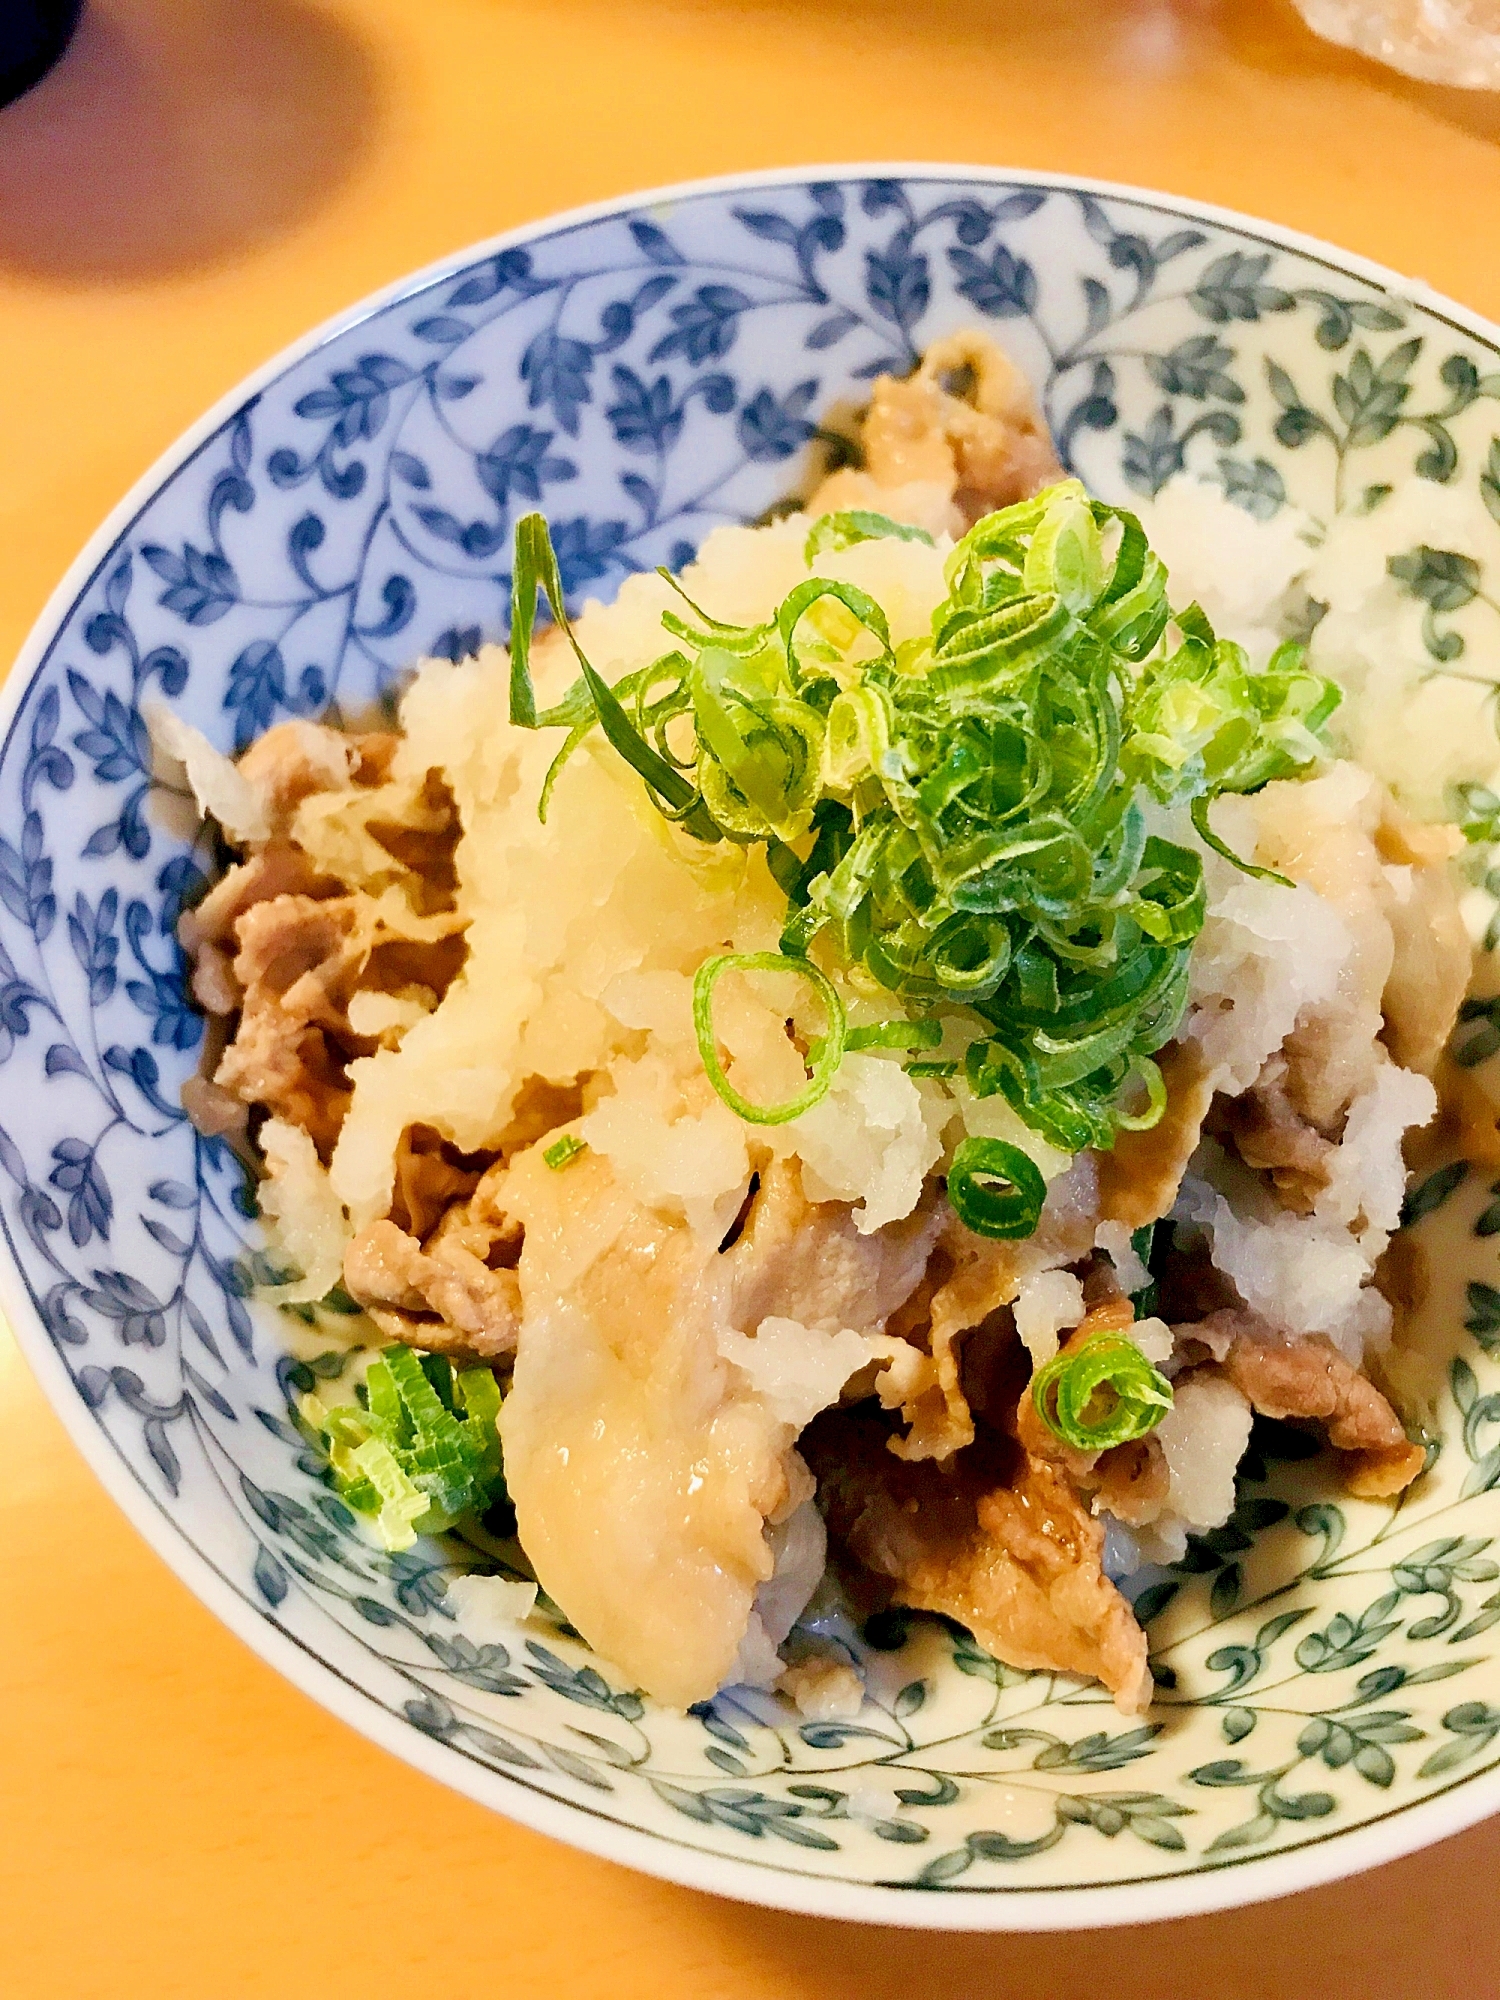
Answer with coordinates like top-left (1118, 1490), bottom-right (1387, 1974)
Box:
top-left (692, 951), bottom-right (846, 1125)
top-left (1110, 1054), bottom-right (1168, 1133)
top-left (845, 1019), bottom-right (944, 1054)
top-left (543, 1133), bottom-right (587, 1170)
top-left (1031, 1329), bottom-right (1174, 1451)
top-left (303, 1347), bottom-right (507, 1552)
top-left (946, 1136), bottom-right (1047, 1240)
top-left (505, 481), bottom-right (1339, 1220)
top-left (804, 509), bottom-right (936, 561)
top-left (1190, 794), bottom-right (1293, 888)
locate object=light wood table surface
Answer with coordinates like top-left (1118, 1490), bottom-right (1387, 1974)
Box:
top-left (6, 2), bottom-right (1500, 1993)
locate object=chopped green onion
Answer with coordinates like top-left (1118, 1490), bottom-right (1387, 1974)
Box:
top-left (456, 1367), bottom-right (503, 1468)
top-left (946, 1137), bottom-right (1047, 1240)
top-left (365, 1351), bottom-right (404, 1435)
top-left (1031, 1330), bottom-right (1174, 1451)
top-left (905, 1058), bottom-right (959, 1079)
top-left (1125, 1222), bottom-right (1161, 1319)
top-left (350, 1436), bottom-right (430, 1550)
top-left (1109, 1055), bottom-right (1168, 1134)
top-left (1190, 794), bottom-right (1292, 889)
top-left (692, 951), bottom-right (846, 1125)
top-left (303, 1346), bottom-right (508, 1551)
top-left (509, 513), bottom-right (719, 840)
top-left (543, 1133), bottom-right (587, 1170)
top-left (506, 482), bottom-right (1339, 1226)
top-left (803, 510), bottom-right (936, 561)
top-left (845, 1019), bottom-right (944, 1054)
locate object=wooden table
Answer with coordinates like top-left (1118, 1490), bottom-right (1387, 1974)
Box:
top-left (5, 2), bottom-right (1500, 1991)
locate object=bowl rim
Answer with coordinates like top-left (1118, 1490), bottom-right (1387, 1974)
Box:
top-left (6, 159), bottom-right (1500, 1931)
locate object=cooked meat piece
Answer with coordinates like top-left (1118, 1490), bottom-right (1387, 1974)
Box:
top-left (1096, 1038), bottom-right (1214, 1229)
top-left (179, 1072), bottom-right (247, 1139)
top-left (884, 1220), bottom-right (1023, 1462)
top-left (1196, 1307), bottom-right (1425, 1497)
top-left (426, 1158), bottom-right (524, 1270)
top-left (878, 1164), bottom-right (1105, 1462)
top-left (491, 1075), bottom-right (587, 1157)
top-left (1374, 1224), bottom-right (1426, 1323)
top-left (230, 894), bottom-right (374, 1033)
top-left (342, 1216), bottom-right (520, 1359)
top-left (343, 1134), bottom-right (524, 1357)
top-left (348, 731), bottom-right (401, 785)
top-left (235, 720), bottom-right (357, 833)
top-left (388, 1123), bottom-right (493, 1241)
top-left (178, 844), bottom-right (349, 1145)
top-left (355, 1090), bottom-right (582, 1336)
top-left (356, 770), bottom-right (462, 911)
top-left (1247, 768), bottom-right (1467, 1137)
top-left (492, 1138), bottom-right (951, 1707)
top-left (1280, 1010), bottom-right (1372, 1142)
top-left (725, 1155), bottom-right (945, 1340)
top-left (499, 1144), bottom-right (801, 1706)
top-left (213, 892), bottom-right (466, 1155)
top-left (1154, 1235), bottom-right (1240, 1324)
top-left (806, 329), bottom-right (1061, 533)
top-left (805, 1405), bottom-right (1152, 1713)
top-left (213, 895), bottom-right (369, 1152)
top-left (1013, 1298), bottom-right (1137, 1480)
top-left (1433, 1054), bottom-right (1500, 1169)
top-left (1083, 1292), bottom-right (1142, 1335)
top-left (1372, 802), bottom-right (1470, 1079)
top-left (189, 941), bottom-right (240, 1017)
top-left (1081, 1254), bottom-right (1130, 1310)
top-left (1092, 1436), bottom-right (1171, 1527)
top-left (878, 331), bottom-right (1063, 519)
top-left (969, 1461), bottom-right (1151, 1709)
top-left (177, 839), bottom-right (342, 957)
top-left (956, 1307), bottom-right (1032, 1428)
top-left (1209, 1051), bottom-right (1334, 1212)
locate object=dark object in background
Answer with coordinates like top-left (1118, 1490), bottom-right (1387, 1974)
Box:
top-left (0, 0), bottom-right (83, 109)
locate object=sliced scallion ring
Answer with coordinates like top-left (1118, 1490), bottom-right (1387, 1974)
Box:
top-left (1031, 1330), bottom-right (1173, 1451)
top-left (946, 1136), bottom-right (1047, 1240)
top-left (1109, 1054), bottom-right (1168, 1133)
top-left (693, 951), bottom-right (846, 1125)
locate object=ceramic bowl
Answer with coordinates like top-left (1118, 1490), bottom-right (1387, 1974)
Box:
top-left (8, 166), bottom-right (1500, 1930)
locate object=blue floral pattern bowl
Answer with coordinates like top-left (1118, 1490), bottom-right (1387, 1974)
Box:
top-left (9, 167), bottom-right (1500, 1929)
